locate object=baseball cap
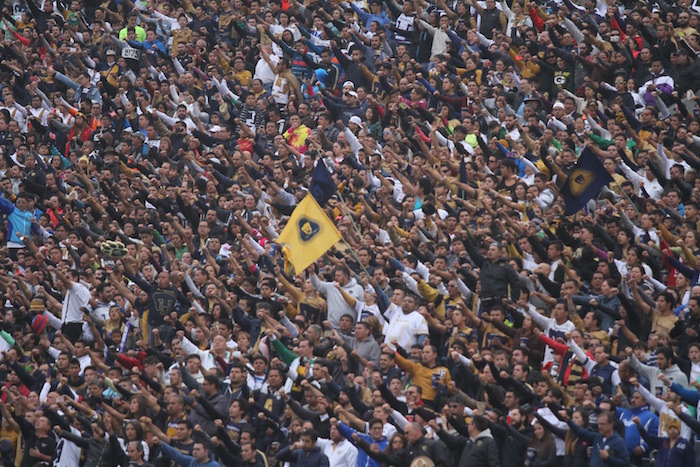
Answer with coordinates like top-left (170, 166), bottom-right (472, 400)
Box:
top-left (349, 116), bottom-right (362, 126)
top-left (343, 81), bottom-right (355, 89)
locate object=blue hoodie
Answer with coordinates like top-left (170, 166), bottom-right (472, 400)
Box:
top-left (337, 421), bottom-right (388, 467)
top-left (617, 405), bottom-right (659, 455)
top-left (0, 195), bottom-right (36, 247)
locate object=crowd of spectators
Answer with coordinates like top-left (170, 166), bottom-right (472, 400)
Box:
top-left (1, 0), bottom-right (700, 465)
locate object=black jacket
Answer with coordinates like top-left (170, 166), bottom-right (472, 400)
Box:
top-left (488, 421), bottom-right (533, 467)
top-left (465, 237), bottom-right (521, 301)
top-left (367, 436), bottom-right (450, 467)
top-left (57, 430), bottom-right (117, 467)
top-left (671, 60), bottom-right (700, 97)
top-left (437, 428), bottom-right (501, 467)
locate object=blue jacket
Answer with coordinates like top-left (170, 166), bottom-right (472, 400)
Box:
top-left (275, 445), bottom-right (329, 467)
top-left (638, 429), bottom-right (695, 467)
top-left (617, 406), bottom-right (659, 455)
top-left (0, 195), bottom-right (36, 247)
top-left (337, 421), bottom-right (388, 467)
top-left (54, 71), bottom-right (102, 104)
top-left (670, 382), bottom-right (699, 405)
top-left (129, 39), bottom-right (167, 55)
top-left (568, 421), bottom-right (630, 467)
top-left (351, 4), bottom-right (390, 28)
top-left (159, 442), bottom-right (221, 467)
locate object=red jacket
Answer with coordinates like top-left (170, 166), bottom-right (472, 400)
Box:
top-left (116, 351), bottom-right (148, 371)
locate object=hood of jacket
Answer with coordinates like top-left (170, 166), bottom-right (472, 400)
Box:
top-left (472, 428), bottom-right (494, 441)
top-left (343, 277), bottom-right (360, 290)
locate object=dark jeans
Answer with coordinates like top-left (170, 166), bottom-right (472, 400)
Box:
top-left (479, 296), bottom-right (504, 313)
top-left (62, 322), bottom-right (83, 344)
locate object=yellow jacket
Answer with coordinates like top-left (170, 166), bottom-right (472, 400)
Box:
top-left (394, 352), bottom-right (452, 402)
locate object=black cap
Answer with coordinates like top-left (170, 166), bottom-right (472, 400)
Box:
top-left (414, 407), bottom-right (437, 422)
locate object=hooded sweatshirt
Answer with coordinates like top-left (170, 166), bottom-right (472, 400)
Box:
top-left (617, 405), bottom-right (659, 455)
top-left (310, 273), bottom-right (364, 328)
top-left (627, 355), bottom-right (690, 397)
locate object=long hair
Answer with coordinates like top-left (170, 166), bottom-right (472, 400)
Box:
top-left (530, 420), bottom-right (555, 458)
top-left (127, 395), bottom-right (148, 420)
top-left (565, 410), bottom-right (590, 456)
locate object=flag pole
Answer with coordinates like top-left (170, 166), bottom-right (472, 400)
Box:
top-left (335, 191), bottom-right (373, 278)
top-left (335, 190), bottom-right (365, 242)
top-left (610, 179), bottom-right (640, 214)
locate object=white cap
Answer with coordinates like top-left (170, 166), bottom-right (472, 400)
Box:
top-left (343, 81), bottom-right (355, 89)
top-left (346, 90), bottom-right (358, 98)
top-left (553, 102), bottom-right (565, 110)
top-left (349, 116), bottom-right (363, 126)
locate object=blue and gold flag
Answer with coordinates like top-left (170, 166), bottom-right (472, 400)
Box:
top-left (561, 148), bottom-right (613, 215)
top-left (276, 193), bottom-right (341, 272)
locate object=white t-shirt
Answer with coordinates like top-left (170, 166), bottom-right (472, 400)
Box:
top-left (317, 438), bottom-right (358, 467)
top-left (412, 208), bottom-right (449, 221)
top-left (61, 282), bottom-right (92, 324)
top-left (526, 306), bottom-right (576, 363)
top-left (383, 310), bottom-right (429, 350)
top-left (254, 55), bottom-right (279, 85)
top-left (271, 74), bottom-right (291, 105)
top-left (78, 354), bottom-right (91, 375)
top-left (92, 302), bottom-right (111, 322)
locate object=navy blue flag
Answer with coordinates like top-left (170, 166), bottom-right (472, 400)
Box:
top-left (561, 148), bottom-right (614, 215)
top-left (309, 159), bottom-right (337, 206)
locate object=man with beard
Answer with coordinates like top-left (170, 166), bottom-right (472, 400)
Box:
top-left (486, 406), bottom-right (532, 466)
top-left (675, 11), bottom-right (697, 38)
